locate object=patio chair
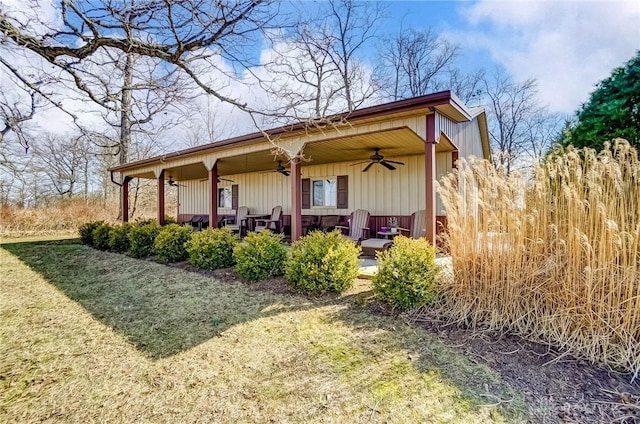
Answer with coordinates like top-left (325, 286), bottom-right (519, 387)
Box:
top-left (336, 209), bottom-right (370, 243)
top-left (398, 209), bottom-right (426, 239)
top-left (223, 206), bottom-right (248, 236)
top-left (255, 205), bottom-right (282, 233)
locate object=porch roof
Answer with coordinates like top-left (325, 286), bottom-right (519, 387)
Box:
top-left (110, 91), bottom-right (477, 180)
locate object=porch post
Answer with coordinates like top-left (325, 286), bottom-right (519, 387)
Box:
top-left (209, 162), bottom-right (218, 229)
top-left (291, 157), bottom-right (302, 241)
top-left (157, 170), bottom-right (165, 226)
top-left (122, 176), bottom-right (133, 223)
top-left (452, 150), bottom-right (459, 170)
top-left (425, 114), bottom-right (437, 244)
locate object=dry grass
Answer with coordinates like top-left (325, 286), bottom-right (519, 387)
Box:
top-left (0, 198), bottom-right (118, 238)
top-left (0, 237), bottom-right (527, 423)
top-left (434, 139), bottom-right (640, 378)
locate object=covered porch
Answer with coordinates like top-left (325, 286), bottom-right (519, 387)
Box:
top-left (110, 92), bottom-right (489, 245)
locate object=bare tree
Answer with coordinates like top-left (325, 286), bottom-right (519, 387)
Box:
top-left (324, 0), bottom-right (385, 112)
top-left (31, 134), bottom-right (93, 199)
top-left (379, 28), bottom-right (459, 100)
top-left (0, 1), bottom-right (282, 125)
top-left (482, 70), bottom-right (549, 173)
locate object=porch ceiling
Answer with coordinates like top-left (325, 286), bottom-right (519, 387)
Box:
top-left (133, 126), bottom-right (454, 181)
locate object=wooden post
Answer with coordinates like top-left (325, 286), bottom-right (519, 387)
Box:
top-left (157, 170), bottom-right (165, 226)
top-left (209, 163), bottom-right (218, 229)
top-left (290, 157), bottom-right (302, 241)
top-left (452, 150), bottom-right (459, 169)
top-left (425, 114), bottom-right (436, 244)
top-left (122, 176), bottom-right (133, 223)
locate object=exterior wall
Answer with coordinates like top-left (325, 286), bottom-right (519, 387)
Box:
top-left (179, 152), bottom-right (452, 216)
top-left (437, 113), bottom-right (484, 159)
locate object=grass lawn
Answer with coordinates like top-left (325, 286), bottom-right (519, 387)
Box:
top-left (0, 237), bottom-right (528, 423)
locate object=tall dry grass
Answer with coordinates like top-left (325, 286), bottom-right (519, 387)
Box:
top-left (433, 139), bottom-right (640, 378)
top-left (0, 198), bottom-right (119, 238)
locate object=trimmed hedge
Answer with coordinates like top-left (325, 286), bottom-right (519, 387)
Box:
top-left (108, 223), bottom-right (133, 253)
top-left (185, 227), bottom-right (238, 270)
top-left (285, 230), bottom-right (360, 294)
top-left (154, 224), bottom-right (192, 263)
top-left (372, 236), bottom-right (439, 310)
top-left (128, 222), bottom-right (161, 258)
top-left (233, 230), bottom-right (287, 281)
top-left (79, 221), bottom-right (103, 246)
top-left (92, 223), bottom-right (113, 251)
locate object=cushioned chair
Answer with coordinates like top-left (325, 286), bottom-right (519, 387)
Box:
top-left (255, 206), bottom-right (282, 233)
top-left (223, 206), bottom-right (248, 236)
top-left (336, 209), bottom-right (370, 243)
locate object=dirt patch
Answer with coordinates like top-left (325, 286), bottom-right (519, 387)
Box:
top-left (412, 317), bottom-right (640, 424)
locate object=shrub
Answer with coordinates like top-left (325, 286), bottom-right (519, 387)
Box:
top-left (372, 236), bottom-right (440, 310)
top-left (128, 222), bottom-right (161, 258)
top-left (154, 223), bottom-right (193, 263)
top-left (285, 230), bottom-right (360, 294)
top-left (185, 227), bottom-right (238, 270)
top-left (233, 230), bottom-right (287, 281)
top-left (92, 223), bottom-right (113, 251)
top-left (163, 215), bottom-right (177, 225)
top-left (78, 221), bottom-right (103, 245)
top-left (108, 223), bottom-right (133, 253)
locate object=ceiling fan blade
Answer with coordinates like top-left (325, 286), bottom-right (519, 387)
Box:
top-left (350, 160), bottom-right (370, 166)
top-left (380, 161), bottom-right (396, 171)
top-left (219, 177), bottom-right (235, 182)
top-left (385, 160), bottom-right (405, 165)
top-left (281, 170), bottom-right (291, 176)
top-left (362, 162), bottom-right (374, 172)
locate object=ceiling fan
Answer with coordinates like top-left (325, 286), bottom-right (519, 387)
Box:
top-left (167, 176), bottom-right (185, 187)
top-left (351, 148), bottom-right (405, 172)
top-left (264, 160), bottom-right (290, 176)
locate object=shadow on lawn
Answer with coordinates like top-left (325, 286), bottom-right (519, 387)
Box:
top-left (2, 239), bottom-right (527, 420)
top-left (1, 239), bottom-right (317, 360)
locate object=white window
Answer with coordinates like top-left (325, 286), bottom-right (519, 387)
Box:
top-left (312, 178), bottom-right (337, 207)
top-left (218, 187), bottom-right (232, 208)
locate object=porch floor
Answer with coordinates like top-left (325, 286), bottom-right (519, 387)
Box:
top-left (357, 255), bottom-right (452, 280)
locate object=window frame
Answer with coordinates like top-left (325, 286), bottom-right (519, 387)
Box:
top-left (311, 177), bottom-right (337, 208)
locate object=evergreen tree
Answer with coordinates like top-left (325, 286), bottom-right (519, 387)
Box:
top-left (564, 52), bottom-right (639, 151)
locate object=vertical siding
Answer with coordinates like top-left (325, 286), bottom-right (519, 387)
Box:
top-left (179, 153), bottom-right (455, 217)
top-left (436, 112), bottom-right (484, 159)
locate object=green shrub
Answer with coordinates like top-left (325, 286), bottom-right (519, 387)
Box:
top-left (163, 215), bottom-right (177, 225)
top-left (285, 230), bottom-right (360, 294)
top-left (92, 223), bottom-right (113, 251)
top-left (128, 222), bottom-right (161, 258)
top-left (233, 230), bottom-right (287, 281)
top-left (79, 221), bottom-right (103, 245)
top-left (108, 223), bottom-right (133, 253)
top-left (185, 227), bottom-right (239, 270)
top-left (372, 236), bottom-right (440, 310)
top-left (154, 224), bottom-right (192, 263)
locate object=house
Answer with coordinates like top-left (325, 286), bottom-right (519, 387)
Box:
top-left (109, 91), bottom-right (490, 244)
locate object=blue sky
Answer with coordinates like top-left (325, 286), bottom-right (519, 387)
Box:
top-left (367, 0), bottom-right (639, 114)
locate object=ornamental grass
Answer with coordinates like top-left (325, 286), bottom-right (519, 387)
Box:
top-left (431, 139), bottom-right (640, 379)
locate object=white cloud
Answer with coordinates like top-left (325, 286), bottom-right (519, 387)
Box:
top-left (454, 0), bottom-right (640, 113)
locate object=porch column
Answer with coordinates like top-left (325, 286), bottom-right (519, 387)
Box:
top-left (452, 150), bottom-right (459, 169)
top-left (291, 157), bottom-right (302, 241)
top-left (425, 114), bottom-right (437, 244)
top-left (157, 170), bottom-right (165, 226)
top-left (122, 176), bottom-right (133, 223)
top-left (209, 162), bottom-right (218, 229)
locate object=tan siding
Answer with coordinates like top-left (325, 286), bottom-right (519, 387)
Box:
top-left (179, 153), bottom-right (455, 217)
